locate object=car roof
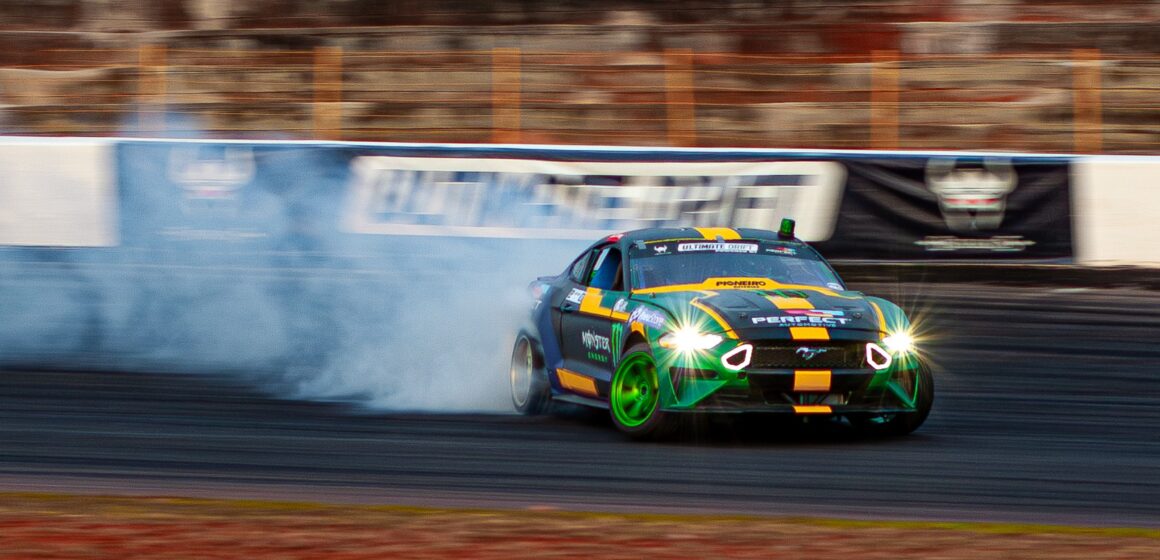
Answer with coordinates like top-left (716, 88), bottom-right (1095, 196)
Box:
top-left (616, 227), bottom-right (801, 245)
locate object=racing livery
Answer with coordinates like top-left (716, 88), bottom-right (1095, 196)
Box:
top-left (510, 221), bottom-right (933, 439)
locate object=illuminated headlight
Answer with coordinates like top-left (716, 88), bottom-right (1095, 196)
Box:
top-left (659, 327), bottom-right (723, 353)
top-left (882, 331), bottom-right (914, 355)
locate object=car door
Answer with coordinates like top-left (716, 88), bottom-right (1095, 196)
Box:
top-left (557, 243), bottom-right (629, 397)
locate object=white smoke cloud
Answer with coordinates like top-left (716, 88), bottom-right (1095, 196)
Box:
top-left (0, 140), bottom-right (587, 414)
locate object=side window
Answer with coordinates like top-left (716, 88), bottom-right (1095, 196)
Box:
top-left (588, 248), bottom-right (609, 283)
top-left (588, 247), bottom-right (624, 291)
top-left (568, 252), bottom-right (592, 284)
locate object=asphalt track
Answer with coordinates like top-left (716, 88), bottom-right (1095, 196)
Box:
top-left (1, 282), bottom-right (1158, 527)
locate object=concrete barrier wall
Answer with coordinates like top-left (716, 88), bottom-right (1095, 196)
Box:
top-left (1073, 158), bottom-right (1160, 266)
top-left (0, 137), bottom-right (1155, 379)
top-left (0, 137), bottom-right (1155, 266)
top-left (0, 139), bottom-right (117, 247)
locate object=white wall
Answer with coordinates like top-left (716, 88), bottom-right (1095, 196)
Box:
top-left (0, 139), bottom-right (118, 247)
top-left (1073, 158), bottom-right (1160, 266)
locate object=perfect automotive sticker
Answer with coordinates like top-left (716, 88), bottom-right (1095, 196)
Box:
top-left (751, 309), bottom-right (853, 326)
top-left (565, 288), bottom-right (585, 305)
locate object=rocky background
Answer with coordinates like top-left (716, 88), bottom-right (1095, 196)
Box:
top-left (0, 0), bottom-right (1157, 151)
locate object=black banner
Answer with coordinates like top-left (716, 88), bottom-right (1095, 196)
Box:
top-left (815, 157), bottom-right (1073, 261)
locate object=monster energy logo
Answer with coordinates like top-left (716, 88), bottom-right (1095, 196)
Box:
top-left (610, 323), bottom-right (623, 361)
top-left (582, 330), bottom-right (610, 352)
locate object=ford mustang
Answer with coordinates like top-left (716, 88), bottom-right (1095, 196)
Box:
top-left (510, 220), bottom-right (932, 439)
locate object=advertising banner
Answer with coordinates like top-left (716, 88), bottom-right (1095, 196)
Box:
top-left (814, 157), bottom-right (1073, 261)
top-left (115, 141), bottom-right (350, 259)
top-left (339, 156), bottom-right (846, 241)
top-left (115, 142), bottom-right (852, 269)
top-left (115, 141), bottom-right (1074, 263)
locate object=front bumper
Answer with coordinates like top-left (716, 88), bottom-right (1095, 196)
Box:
top-left (658, 344), bottom-right (925, 415)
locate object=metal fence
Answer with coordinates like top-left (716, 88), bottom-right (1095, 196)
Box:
top-left (1, 46), bottom-right (1155, 153)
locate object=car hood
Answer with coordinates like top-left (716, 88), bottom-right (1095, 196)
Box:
top-left (636, 286), bottom-right (886, 341)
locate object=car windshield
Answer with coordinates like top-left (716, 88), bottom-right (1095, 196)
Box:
top-left (628, 240), bottom-right (844, 291)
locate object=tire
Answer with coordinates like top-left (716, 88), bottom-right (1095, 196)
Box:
top-left (851, 362), bottom-right (934, 437)
top-left (510, 333), bottom-right (550, 415)
top-left (609, 342), bottom-right (674, 440)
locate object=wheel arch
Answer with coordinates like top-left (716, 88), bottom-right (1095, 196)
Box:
top-left (516, 328), bottom-right (546, 369)
top-left (621, 331), bottom-right (649, 357)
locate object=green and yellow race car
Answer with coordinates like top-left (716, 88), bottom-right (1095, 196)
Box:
top-left (510, 220), bottom-right (932, 439)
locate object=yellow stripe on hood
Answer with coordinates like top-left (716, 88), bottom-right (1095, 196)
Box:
top-left (694, 227), bottom-right (741, 240)
top-left (690, 298), bottom-right (738, 339)
top-left (868, 300), bottom-right (888, 335)
top-left (768, 295), bottom-right (814, 310)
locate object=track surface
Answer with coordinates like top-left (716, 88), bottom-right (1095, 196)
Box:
top-left (1, 283), bottom-right (1159, 526)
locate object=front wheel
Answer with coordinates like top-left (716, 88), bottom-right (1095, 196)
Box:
top-left (850, 363), bottom-right (934, 437)
top-left (510, 333), bottom-right (550, 415)
top-left (609, 343), bottom-right (674, 440)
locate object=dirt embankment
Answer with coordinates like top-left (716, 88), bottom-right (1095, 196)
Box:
top-left (0, 493), bottom-right (1157, 559)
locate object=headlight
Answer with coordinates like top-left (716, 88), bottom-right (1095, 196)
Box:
top-left (866, 330), bottom-right (916, 371)
top-left (882, 331), bottom-right (914, 354)
top-left (659, 326), bottom-right (723, 352)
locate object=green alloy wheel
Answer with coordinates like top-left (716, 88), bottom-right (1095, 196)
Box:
top-left (610, 343), bottom-right (672, 439)
top-left (510, 333), bottom-right (550, 415)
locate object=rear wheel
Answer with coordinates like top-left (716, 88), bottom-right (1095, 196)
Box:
top-left (851, 363), bottom-right (934, 437)
top-left (510, 333), bottom-right (550, 415)
top-left (609, 343), bottom-right (673, 439)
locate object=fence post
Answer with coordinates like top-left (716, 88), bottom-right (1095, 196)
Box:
top-left (137, 43), bottom-right (167, 133)
top-left (664, 48), bottom-right (696, 147)
top-left (870, 50), bottom-right (900, 150)
top-left (313, 46), bottom-right (344, 140)
top-left (491, 48), bottom-right (522, 143)
top-left (1073, 49), bottom-right (1102, 153)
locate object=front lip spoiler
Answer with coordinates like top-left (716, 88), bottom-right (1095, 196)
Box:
top-left (661, 405), bottom-right (916, 415)
top-left (741, 363), bottom-right (923, 375)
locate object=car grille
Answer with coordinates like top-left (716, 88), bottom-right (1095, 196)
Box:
top-left (749, 341), bottom-right (865, 370)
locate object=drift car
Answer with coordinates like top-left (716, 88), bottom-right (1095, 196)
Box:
top-left (510, 220), bottom-right (932, 439)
